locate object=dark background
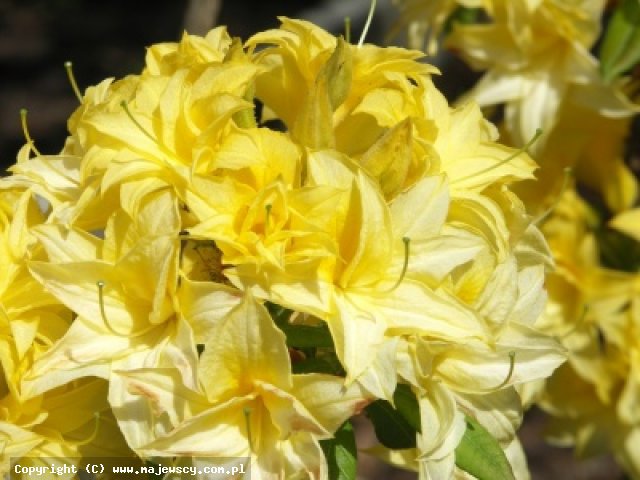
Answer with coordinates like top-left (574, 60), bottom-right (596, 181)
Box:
top-left (0, 0), bottom-right (626, 478)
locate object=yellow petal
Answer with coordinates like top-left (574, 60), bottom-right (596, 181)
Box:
top-left (198, 293), bottom-right (292, 400)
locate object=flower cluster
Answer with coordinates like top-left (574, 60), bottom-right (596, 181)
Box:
top-left (2, 17), bottom-right (566, 480)
top-left (394, 0), bottom-right (640, 477)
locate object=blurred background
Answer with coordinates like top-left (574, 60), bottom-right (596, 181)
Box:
top-left (0, 0), bottom-right (626, 478)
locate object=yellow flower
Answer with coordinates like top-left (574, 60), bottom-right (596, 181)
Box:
top-left (116, 293), bottom-right (369, 478)
top-left (441, 0), bottom-right (640, 152)
top-left (390, 0), bottom-right (487, 54)
top-left (0, 190), bottom-right (135, 475)
top-left (4, 17), bottom-right (570, 480)
top-left (22, 189), bottom-right (193, 396)
top-left (534, 186), bottom-right (640, 478)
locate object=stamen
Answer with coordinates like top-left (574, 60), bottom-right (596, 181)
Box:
top-left (96, 280), bottom-right (116, 333)
top-left (96, 280), bottom-right (157, 338)
top-left (20, 109), bottom-right (42, 157)
top-left (385, 237), bottom-right (410, 292)
top-left (533, 167), bottom-right (572, 225)
top-left (35, 332), bottom-right (54, 348)
top-left (97, 281), bottom-right (126, 336)
top-left (70, 412), bottom-right (100, 446)
top-left (453, 128), bottom-right (543, 185)
top-left (243, 407), bottom-right (254, 453)
top-left (264, 203), bottom-right (273, 233)
top-left (119, 101), bottom-right (158, 145)
top-left (344, 17), bottom-right (352, 44)
top-left (64, 61), bottom-right (83, 103)
top-left (120, 101), bottom-right (176, 165)
top-left (491, 351), bottom-right (516, 390)
top-left (358, 0), bottom-right (377, 48)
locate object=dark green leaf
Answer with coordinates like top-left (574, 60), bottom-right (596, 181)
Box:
top-left (320, 421), bottom-right (357, 480)
top-left (455, 416), bottom-right (515, 480)
top-left (365, 399), bottom-right (417, 449)
top-left (291, 354), bottom-right (345, 375)
top-left (266, 302), bottom-right (293, 323)
top-left (444, 7), bottom-right (484, 35)
top-left (596, 227), bottom-right (640, 272)
top-left (276, 322), bottom-right (335, 349)
top-left (393, 384), bottom-right (421, 434)
top-left (600, 0), bottom-right (640, 82)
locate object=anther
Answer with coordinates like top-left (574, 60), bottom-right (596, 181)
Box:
top-left (64, 61), bottom-right (83, 103)
top-left (358, 0), bottom-right (377, 48)
top-left (453, 128), bottom-right (544, 185)
top-left (491, 351), bottom-right (516, 390)
top-left (243, 407), bottom-right (254, 453)
top-left (20, 109), bottom-right (42, 157)
top-left (385, 237), bottom-right (410, 292)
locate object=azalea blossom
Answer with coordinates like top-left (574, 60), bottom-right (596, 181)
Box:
top-left (2, 17), bottom-right (568, 480)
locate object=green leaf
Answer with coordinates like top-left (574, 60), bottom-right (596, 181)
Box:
top-left (599, 0), bottom-right (640, 82)
top-left (365, 384), bottom-right (420, 449)
top-left (277, 323), bottom-right (335, 349)
top-left (445, 6), bottom-right (483, 34)
top-left (455, 416), bottom-right (515, 480)
top-left (320, 421), bottom-right (357, 480)
top-left (266, 302), bottom-right (293, 323)
top-left (596, 227), bottom-right (640, 272)
top-left (392, 383), bottom-right (421, 434)
top-left (291, 354), bottom-right (345, 376)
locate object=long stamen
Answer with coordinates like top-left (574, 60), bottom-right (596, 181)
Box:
top-left (97, 280), bottom-right (127, 336)
top-left (385, 237), bottom-right (410, 292)
top-left (70, 412), bottom-right (101, 446)
top-left (358, 0), bottom-right (377, 48)
top-left (533, 167), bottom-right (572, 225)
top-left (453, 128), bottom-right (543, 185)
top-left (20, 109), bottom-right (42, 157)
top-left (344, 17), bottom-right (352, 44)
top-left (120, 100), bottom-right (175, 165)
top-left (243, 407), bottom-right (254, 453)
top-left (491, 351), bottom-right (516, 390)
top-left (264, 204), bottom-right (273, 233)
top-left (97, 280), bottom-right (157, 338)
top-left (119, 101), bottom-right (158, 145)
top-left (96, 280), bottom-right (117, 334)
top-left (64, 61), bottom-right (83, 103)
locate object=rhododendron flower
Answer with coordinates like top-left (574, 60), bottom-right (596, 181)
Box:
top-left (116, 293), bottom-right (369, 479)
top-left (2, 15), bottom-right (568, 480)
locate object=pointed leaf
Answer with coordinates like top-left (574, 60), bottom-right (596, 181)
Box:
top-left (455, 415), bottom-right (515, 480)
top-left (365, 389), bottom-right (418, 449)
top-left (600, 0), bottom-right (640, 82)
top-left (320, 421), bottom-right (357, 480)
